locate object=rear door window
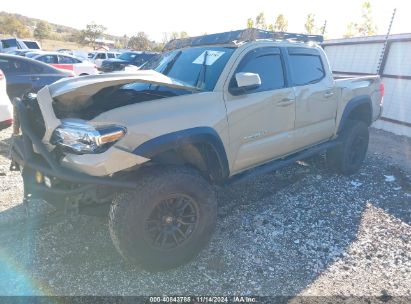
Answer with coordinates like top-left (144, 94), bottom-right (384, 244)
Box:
top-left (58, 55), bottom-right (80, 64)
top-left (37, 55), bottom-right (58, 64)
top-left (288, 48), bottom-right (325, 86)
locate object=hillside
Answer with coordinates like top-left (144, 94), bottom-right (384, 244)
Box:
top-left (0, 11), bottom-right (123, 46)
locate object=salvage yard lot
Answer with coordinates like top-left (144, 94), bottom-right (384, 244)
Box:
top-left (0, 127), bottom-right (410, 296)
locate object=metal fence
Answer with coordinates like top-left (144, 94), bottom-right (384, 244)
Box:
top-left (323, 33), bottom-right (411, 137)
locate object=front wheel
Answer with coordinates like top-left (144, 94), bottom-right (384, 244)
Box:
top-left (109, 166), bottom-right (217, 271)
top-left (327, 119), bottom-right (369, 175)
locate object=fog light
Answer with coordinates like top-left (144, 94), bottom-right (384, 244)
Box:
top-left (35, 171), bottom-right (43, 184)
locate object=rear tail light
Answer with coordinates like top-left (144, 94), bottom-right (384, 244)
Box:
top-left (379, 82), bottom-right (384, 106)
top-left (0, 69), bottom-right (4, 81)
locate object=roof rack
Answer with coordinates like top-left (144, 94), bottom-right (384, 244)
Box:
top-left (163, 28), bottom-right (323, 51)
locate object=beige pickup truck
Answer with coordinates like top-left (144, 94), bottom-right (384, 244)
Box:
top-left (11, 29), bottom-right (383, 271)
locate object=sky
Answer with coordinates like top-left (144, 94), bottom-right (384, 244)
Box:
top-left (1, 0), bottom-right (410, 41)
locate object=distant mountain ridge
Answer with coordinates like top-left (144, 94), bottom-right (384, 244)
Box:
top-left (0, 11), bottom-right (122, 42)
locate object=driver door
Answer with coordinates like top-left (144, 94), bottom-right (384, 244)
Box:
top-left (224, 47), bottom-right (296, 173)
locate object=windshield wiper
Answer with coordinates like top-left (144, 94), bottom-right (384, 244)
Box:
top-left (162, 50), bottom-right (182, 75)
top-left (195, 51), bottom-right (208, 89)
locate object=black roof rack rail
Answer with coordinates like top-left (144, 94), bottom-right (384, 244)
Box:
top-left (163, 28), bottom-right (323, 51)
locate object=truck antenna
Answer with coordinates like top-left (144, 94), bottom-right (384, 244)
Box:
top-left (322, 20), bottom-right (327, 35)
top-left (377, 8), bottom-right (396, 75)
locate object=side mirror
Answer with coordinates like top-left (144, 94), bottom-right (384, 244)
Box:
top-left (231, 72), bottom-right (261, 95)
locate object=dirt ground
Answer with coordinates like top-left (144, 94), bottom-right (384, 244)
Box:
top-left (0, 127), bottom-right (410, 297)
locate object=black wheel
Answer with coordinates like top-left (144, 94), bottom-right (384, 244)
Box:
top-left (109, 166), bottom-right (217, 271)
top-left (327, 119), bottom-right (369, 175)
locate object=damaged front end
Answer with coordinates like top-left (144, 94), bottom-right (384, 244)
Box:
top-left (10, 93), bottom-right (140, 210)
top-left (9, 71), bottom-right (199, 209)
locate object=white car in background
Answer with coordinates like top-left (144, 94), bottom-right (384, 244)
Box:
top-left (0, 69), bottom-right (13, 130)
top-left (27, 52), bottom-right (98, 76)
top-left (88, 51), bottom-right (121, 69)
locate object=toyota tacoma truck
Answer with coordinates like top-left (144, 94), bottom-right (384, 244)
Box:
top-left (10, 29), bottom-right (383, 271)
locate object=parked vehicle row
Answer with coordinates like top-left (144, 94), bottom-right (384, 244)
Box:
top-left (0, 54), bottom-right (72, 99)
top-left (101, 51), bottom-right (158, 72)
top-left (25, 52), bottom-right (99, 76)
top-left (88, 51), bottom-right (121, 69)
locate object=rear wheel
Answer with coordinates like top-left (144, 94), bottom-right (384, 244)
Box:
top-left (327, 119), bottom-right (369, 175)
top-left (109, 166), bottom-right (217, 271)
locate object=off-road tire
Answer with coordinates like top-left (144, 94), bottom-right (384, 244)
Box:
top-left (109, 166), bottom-right (217, 271)
top-left (327, 119), bottom-right (369, 175)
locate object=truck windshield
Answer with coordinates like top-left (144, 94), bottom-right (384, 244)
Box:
top-left (141, 46), bottom-right (235, 91)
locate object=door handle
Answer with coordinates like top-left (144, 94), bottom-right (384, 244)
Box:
top-left (324, 91), bottom-right (334, 98)
top-left (277, 98), bottom-right (295, 107)
top-left (30, 76), bottom-right (40, 81)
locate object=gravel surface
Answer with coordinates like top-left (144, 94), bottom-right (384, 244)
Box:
top-left (0, 127), bottom-right (410, 296)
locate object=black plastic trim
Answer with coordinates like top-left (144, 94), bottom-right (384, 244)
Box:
top-left (133, 127), bottom-right (230, 179)
top-left (338, 95), bottom-right (373, 133)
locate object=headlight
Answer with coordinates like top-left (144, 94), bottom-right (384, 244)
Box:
top-left (51, 119), bottom-right (126, 154)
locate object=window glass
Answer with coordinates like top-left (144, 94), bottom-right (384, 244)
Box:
top-left (37, 55), bottom-right (58, 64)
top-left (23, 41), bottom-right (40, 49)
top-left (140, 46), bottom-right (235, 91)
top-left (1, 39), bottom-right (18, 48)
top-left (0, 58), bottom-right (30, 74)
top-left (289, 53), bottom-right (325, 86)
top-left (231, 48), bottom-right (285, 93)
top-left (96, 53), bottom-right (106, 59)
top-left (108, 53), bottom-right (115, 58)
top-left (58, 55), bottom-right (79, 64)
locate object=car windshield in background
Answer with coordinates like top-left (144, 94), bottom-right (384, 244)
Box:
top-left (119, 52), bottom-right (138, 61)
top-left (141, 46), bottom-right (235, 91)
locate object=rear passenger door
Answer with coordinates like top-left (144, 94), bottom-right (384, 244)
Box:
top-left (287, 47), bottom-right (338, 150)
top-left (224, 47), bottom-right (296, 173)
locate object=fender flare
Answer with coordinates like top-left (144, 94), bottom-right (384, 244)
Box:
top-left (133, 127), bottom-right (230, 179)
top-left (338, 95), bottom-right (372, 134)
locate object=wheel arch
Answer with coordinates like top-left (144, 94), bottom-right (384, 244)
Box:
top-left (133, 127), bottom-right (230, 183)
top-left (338, 95), bottom-right (372, 134)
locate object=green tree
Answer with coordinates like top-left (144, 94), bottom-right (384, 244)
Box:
top-left (247, 18), bottom-right (254, 29)
top-left (304, 13), bottom-right (316, 34)
top-left (33, 21), bottom-right (50, 43)
top-left (128, 32), bottom-right (151, 50)
top-left (80, 22), bottom-right (106, 48)
top-left (344, 22), bottom-right (357, 38)
top-left (357, 1), bottom-right (377, 36)
top-left (344, 1), bottom-right (377, 38)
top-left (255, 12), bottom-right (267, 30)
top-left (0, 15), bottom-right (30, 37)
top-left (273, 14), bottom-right (288, 32)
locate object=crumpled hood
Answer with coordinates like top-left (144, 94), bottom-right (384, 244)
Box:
top-left (48, 69), bottom-right (201, 105)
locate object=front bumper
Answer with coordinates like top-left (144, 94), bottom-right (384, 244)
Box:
top-left (10, 98), bottom-right (137, 207)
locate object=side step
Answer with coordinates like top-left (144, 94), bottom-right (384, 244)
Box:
top-left (227, 139), bottom-right (341, 185)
